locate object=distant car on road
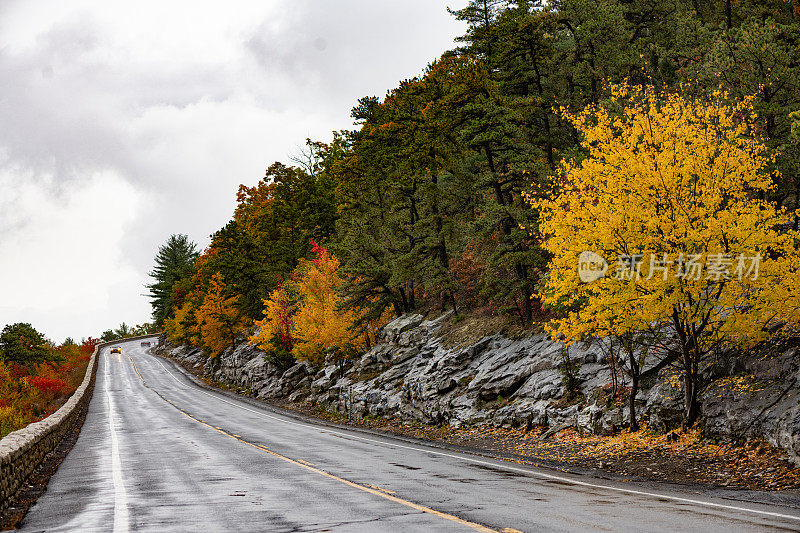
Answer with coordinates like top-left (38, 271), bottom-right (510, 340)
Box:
top-left (110, 347), bottom-right (121, 353)
top-left (141, 341), bottom-right (151, 347)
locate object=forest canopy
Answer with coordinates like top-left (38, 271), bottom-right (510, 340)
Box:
top-left (153, 0), bottom-right (800, 427)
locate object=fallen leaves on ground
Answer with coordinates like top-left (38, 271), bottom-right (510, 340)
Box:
top-left (281, 400), bottom-right (800, 492)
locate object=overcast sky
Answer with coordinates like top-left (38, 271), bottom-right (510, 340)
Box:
top-left (0, 1), bottom-right (466, 342)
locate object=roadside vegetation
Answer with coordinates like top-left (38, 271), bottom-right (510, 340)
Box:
top-left (0, 319), bottom-right (158, 437)
top-left (152, 0), bottom-right (800, 437)
top-left (0, 324), bottom-right (98, 438)
top-left (98, 322), bottom-right (159, 342)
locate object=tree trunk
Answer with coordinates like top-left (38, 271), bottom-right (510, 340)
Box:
top-left (528, 48), bottom-right (555, 170)
top-left (684, 369), bottom-right (698, 427)
top-left (672, 308), bottom-right (699, 428)
top-left (445, 290), bottom-right (458, 315)
top-left (363, 331), bottom-right (372, 350)
top-left (515, 262), bottom-right (533, 323)
top-left (724, 0), bottom-right (732, 29)
top-left (484, 143), bottom-right (506, 207)
top-left (521, 287), bottom-right (533, 323)
top-left (681, 340), bottom-right (700, 428)
top-left (623, 338), bottom-right (640, 432)
top-left (398, 288), bottom-right (409, 313)
top-left (629, 377), bottom-right (639, 432)
top-left (337, 358), bottom-right (345, 381)
top-left (608, 337), bottom-right (618, 401)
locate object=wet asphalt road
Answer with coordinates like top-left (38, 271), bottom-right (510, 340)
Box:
top-left (18, 339), bottom-right (800, 532)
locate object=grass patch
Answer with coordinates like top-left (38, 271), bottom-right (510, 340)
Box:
top-left (350, 369), bottom-right (383, 383)
top-left (437, 311), bottom-right (520, 350)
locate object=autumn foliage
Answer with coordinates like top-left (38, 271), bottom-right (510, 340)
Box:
top-left (0, 341), bottom-right (92, 438)
top-left (248, 284), bottom-right (297, 370)
top-left (150, 1), bottom-right (800, 438)
top-left (192, 272), bottom-right (244, 356)
top-left (250, 241), bottom-right (382, 369)
top-left (536, 84), bottom-right (800, 426)
top-left (164, 270), bottom-right (246, 358)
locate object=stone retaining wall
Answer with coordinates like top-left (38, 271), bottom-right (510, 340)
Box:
top-left (0, 334), bottom-right (158, 512)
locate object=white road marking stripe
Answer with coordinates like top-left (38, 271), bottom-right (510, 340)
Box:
top-left (105, 351), bottom-right (130, 533)
top-left (147, 352), bottom-right (800, 524)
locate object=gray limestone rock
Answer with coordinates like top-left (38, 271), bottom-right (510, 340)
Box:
top-left (162, 318), bottom-right (800, 465)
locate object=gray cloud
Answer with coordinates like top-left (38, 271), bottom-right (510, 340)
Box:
top-left (0, 0), bottom-right (465, 341)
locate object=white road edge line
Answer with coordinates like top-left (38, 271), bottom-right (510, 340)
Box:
top-left (146, 351), bottom-right (800, 524)
top-left (105, 351), bottom-right (130, 533)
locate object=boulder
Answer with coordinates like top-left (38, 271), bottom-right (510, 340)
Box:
top-left (382, 314), bottom-right (424, 344)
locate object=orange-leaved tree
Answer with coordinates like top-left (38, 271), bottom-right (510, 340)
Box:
top-left (195, 272), bottom-right (247, 357)
top-left (250, 241), bottom-right (369, 372)
top-left (163, 250), bottom-right (215, 348)
top-left (292, 241), bottom-right (361, 370)
top-left (248, 283), bottom-right (298, 371)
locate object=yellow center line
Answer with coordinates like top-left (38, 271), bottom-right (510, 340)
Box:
top-left (365, 483), bottom-right (396, 495)
top-left (122, 352), bottom-right (498, 533)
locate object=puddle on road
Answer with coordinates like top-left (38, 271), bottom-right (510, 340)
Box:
top-left (202, 477), bottom-right (236, 483)
top-left (541, 479), bottom-right (574, 487)
top-left (390, 463), bottom-right (421, 471)
top-left (431, 472), bottom-right (481, 483)
top-left (467, 463), bottom-right (528, 479)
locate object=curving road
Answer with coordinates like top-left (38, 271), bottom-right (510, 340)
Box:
top-left (18, 339), bottom-right (800, 532)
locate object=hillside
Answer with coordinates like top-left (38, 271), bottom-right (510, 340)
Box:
top-left (159, 312), bottom-right (800, 489)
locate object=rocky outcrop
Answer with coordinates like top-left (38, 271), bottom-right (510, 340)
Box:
top-left (162, 315), bottom-right (800, 465)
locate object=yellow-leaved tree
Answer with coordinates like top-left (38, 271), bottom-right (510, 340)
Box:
top-left (536, 84), bottom-right (800, 428)
top-left (163, 301), bottom-right (199, 346)
top-left (250, 241), bottom-right (366, 373)
top-left (195, 272), bottom-right (246, 357)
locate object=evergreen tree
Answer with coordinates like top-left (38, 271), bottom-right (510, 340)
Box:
top-left (146, 234), bottom-right (199, 326)
top-left (0, 323), bottom-right (50, 367)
